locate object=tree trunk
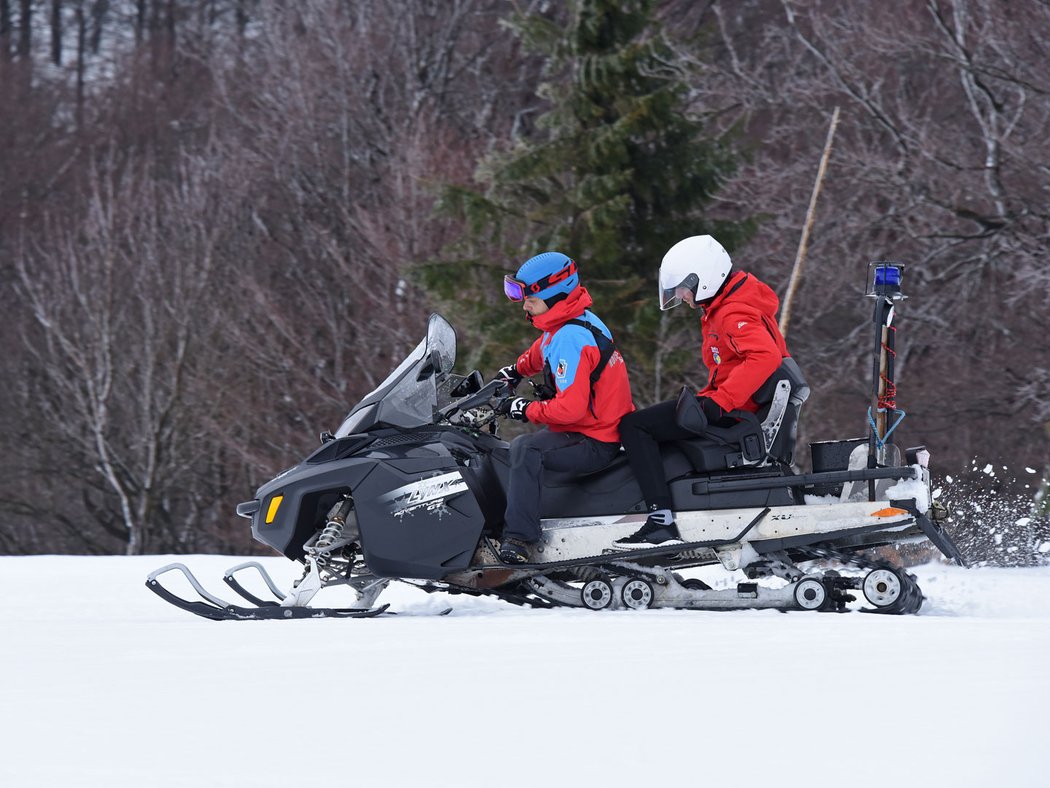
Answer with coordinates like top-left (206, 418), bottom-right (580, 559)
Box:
top-left (74, 0), bottom-right (84, 128)
top-left (49, 0), bottom-right (60, 64)
top-left (88, 0), bottom-right (106, 54)
top-left (134, 0), bottom-right (144, 42)
top-left (1, 0), bottom-right (12, 60)
top-left (17, 0), bottom-right (30, 59)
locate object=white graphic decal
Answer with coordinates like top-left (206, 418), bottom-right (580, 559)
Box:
top-left (380, 471), bottom-right (469, 520)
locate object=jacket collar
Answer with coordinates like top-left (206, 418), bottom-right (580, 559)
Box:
top-left (530, 287), bottom-right (592, 332)
top-left (701, 270), bottom-right (749, 320)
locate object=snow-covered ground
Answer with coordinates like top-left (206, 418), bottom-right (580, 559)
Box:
top-left (2, 555), bottom-right (1048, 788)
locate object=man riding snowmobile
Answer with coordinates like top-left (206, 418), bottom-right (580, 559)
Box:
top-left (495, 252), bottom-right (634, 563)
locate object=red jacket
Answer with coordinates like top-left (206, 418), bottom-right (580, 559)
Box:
top-left (698, 270), bottom-right (790, 413)
top-left (514, 287), bottom-right (635, 443)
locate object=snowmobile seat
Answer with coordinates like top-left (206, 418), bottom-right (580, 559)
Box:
top-left (672, 357), bottom-right (809, 472)
top-left (538, 447), bottom-right (695, 518)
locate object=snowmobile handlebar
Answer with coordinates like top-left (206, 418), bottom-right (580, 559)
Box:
top-left (436, 378), bottom-right (512, 427)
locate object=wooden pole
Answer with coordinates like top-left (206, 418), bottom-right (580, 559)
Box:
top-left (876, 325), bottom-right (889, 449)
top-left (779, 106), bottom-right (841, 337)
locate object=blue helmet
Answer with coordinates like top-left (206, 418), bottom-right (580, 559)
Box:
top-left (513, 252), bottom-right (579, 304)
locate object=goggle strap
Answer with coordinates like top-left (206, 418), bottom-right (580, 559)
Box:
top-left (524, 259), bottom-right (577, 296)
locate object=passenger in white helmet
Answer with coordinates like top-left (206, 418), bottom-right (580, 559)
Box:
top-left (615, 235), bottom-right (794, 546)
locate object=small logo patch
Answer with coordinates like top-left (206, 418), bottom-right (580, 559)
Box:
top-left (556, 359), bottom-right (568, 378)
top-left (737, 321), bottom-right (749, 329)
top-left (712, 346), bottom-right (722, 365)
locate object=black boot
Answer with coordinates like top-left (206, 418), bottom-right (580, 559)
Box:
top-left (499, 537), bottom-right (532, 564)
top-left (614, 517), bottom-right (683, 547)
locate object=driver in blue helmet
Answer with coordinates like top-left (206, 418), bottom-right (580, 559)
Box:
top-left (494, 251), bottom-right (635, 563)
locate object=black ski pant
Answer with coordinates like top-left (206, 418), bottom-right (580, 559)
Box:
top-left (618, 399), bottom-right (701, 513)
top-left (503, 429), bottom-right (621, 544)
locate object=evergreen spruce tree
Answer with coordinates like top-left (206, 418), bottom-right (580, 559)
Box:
top-left (432, 0), bottom-right (755, 401)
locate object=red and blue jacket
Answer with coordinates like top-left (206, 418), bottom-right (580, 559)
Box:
top-left (698, 270), bottom-right (791, 413)
top-left (513, 287), bottom-right (635, 443)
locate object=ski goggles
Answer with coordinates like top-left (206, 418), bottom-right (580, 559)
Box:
top-left (503, 259), bottom-right (578, 302)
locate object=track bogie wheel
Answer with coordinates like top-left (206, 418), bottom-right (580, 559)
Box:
top-left (581, 579), bottom-right (614, 610)
top-left (793, 577), bottom-right (828, 611)
top-left (862, 568), bottom-right (904, 608)
top-left (621, 578), bottom-right (654, 610)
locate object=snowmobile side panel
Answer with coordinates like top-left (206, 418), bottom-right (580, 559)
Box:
top-left (461, 447), bottom-right (509, 529)
top-left (523, 501), bottom-right (919, 567)
top-left (352, 458), bottom-right (486, 580)
top-left (501, 515), bottom-right (769, 570)
top-left (750, 520), bottom-right (916, 554)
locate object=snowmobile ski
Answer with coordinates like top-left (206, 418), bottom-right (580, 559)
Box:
top-left (145, 563), bottom-right (389, 621)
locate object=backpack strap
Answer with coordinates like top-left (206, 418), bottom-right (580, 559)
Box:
top-left (564, 318), bottom-right (616, 417)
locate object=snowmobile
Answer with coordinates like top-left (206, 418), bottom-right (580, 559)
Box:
top-left (147, 262), bottom-right (965, 619)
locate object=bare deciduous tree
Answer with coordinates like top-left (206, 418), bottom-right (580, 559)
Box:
top-left (15, 147), bottom-right (241, 554)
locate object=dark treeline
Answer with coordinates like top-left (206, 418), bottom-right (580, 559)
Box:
top-left (1, 0), bottom-right (1047, 562)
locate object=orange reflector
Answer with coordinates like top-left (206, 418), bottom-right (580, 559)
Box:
top-left (872, 507), bottom-right (908, 518)
top-left (265, 495), bottom-right (284, 524)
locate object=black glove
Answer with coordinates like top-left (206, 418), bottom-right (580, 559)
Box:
top-left (497, 396), bottom-right (530, 422)
top-left (698, 396), bottom-right (726, 423)
top-left (495, 364), bottom-right (523, 389)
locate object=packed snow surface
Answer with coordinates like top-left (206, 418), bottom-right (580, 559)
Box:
top-left (2, 555), bottom-right (1048, 788)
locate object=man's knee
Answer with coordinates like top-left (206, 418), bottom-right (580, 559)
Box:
top-left (619, 410), bottom-right (650, 444)
top-left (619, 411), bottom-right (640, 433)
top-left (510, 435), bottom-right (542, 466)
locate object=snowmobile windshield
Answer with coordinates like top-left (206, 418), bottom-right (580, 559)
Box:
top-left (334, 314), bottom-right (457, 437)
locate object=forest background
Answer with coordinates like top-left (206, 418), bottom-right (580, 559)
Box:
top-left (1, 0), bottom-right (1047, 562)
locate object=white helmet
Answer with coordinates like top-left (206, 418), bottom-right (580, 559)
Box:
top-left (658, 235), bottom-right (733, 310)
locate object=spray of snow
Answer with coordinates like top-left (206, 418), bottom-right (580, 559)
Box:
top-left (937, 458), bottom-right (1050, 567)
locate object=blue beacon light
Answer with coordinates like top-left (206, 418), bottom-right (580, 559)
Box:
top-left (874, 265), bottom-right (901, 288)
